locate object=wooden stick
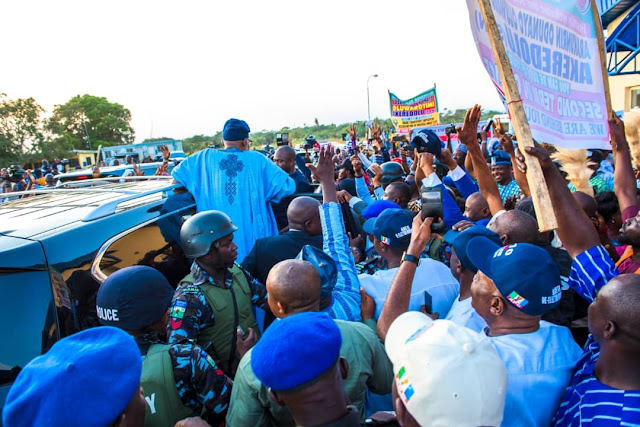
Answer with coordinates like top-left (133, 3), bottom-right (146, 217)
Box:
top-left (591, 0), bottom-right (615, 164)
top-left (477, 0), bottom-right (558, 232)
top-left (591, 0), bottom-right (612, 115)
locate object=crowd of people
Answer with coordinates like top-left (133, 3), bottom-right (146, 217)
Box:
top-left (3, 109), bottom-right (640, 427)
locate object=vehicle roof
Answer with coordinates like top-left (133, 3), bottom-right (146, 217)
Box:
top-left (0, 178), bottom-right (177, 239)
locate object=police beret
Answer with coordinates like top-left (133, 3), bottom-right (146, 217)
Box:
top-left (251, 312), bottom-right (342, 391)
top-left (97, 266), bottom-right (174, 331)
top-left (3, 326), bottom-right (142, 427)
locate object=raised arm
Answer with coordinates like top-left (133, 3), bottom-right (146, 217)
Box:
top-left (495, 120), bottom-right (531, 198)
top-left (377, 215), bottom-right (434, 341)
top-left (459, 105), bottom-right (504, 215)
top-left (611, 111), bottom-right (637, 212)
top-left (309, 146), bottom-right (362, 322)
top-left (520, 145), bottom-right (600, 258)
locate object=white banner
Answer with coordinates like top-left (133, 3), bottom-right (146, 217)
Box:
top-left (466, 0), bottom-right (610, 149)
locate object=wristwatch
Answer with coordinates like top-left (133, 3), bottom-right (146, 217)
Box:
top-left (401, 252), bottom-right (420, 265)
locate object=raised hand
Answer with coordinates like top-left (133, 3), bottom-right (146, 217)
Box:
top-left (371, 121), bottom-right (382, 139)
top-left (346, 124), bottom-right (357, 141)
top-left (418, 152), bottom-right (435, 177)
top-left (155, 162), bottom-right (169, 176)
top-left (459, 105), bottom-right (482, 147)
top-left (236, 327), bottom-right (257, 360)
top-left (499, 133), bottom-right (515, 154)
top-left (609, 110), bottom-right (626, 151)
top-left (440, 148), bottom-right (457, 170)
top-left (133, 164), bottom-right (144, 176)
top-left (493, 118), bottom-right (505, 140)
top-left (408, 214), bottom-right (434, 256)
top-left (350, 154), bottom-right (364, 176)
top-left (307, 145), bottom-right (335, 185)
top-left (159, 145), bottom-right (170, 162)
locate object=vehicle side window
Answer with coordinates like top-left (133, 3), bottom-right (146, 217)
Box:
top-left (95, 200), bottom-right (195, 288)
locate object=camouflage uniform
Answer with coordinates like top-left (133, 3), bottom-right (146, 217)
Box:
top-left (135, 333), bottom-right (232, 424)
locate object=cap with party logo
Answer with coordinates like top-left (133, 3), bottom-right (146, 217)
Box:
top-left (385, 313), bottom-right (507, 426)
top-left (362, 208), bottom-right (412, 247)
top-left (466, 238), bottom-right (562, 316)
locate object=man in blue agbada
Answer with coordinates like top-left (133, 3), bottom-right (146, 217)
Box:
top-left (172, 118), bottom-right (296, 262)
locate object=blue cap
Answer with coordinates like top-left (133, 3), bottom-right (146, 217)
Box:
top-left (222, 118), bottom-right (250, 141)
top-left (296, 245), bottom-right (337, 298)
top-left (444, 226), bottom-right (502, 273)
top-left (251, 312), bottom-right (342, 391)
top-left (97, 266), bottom-right (174, 330)
top-left (3, 327), bottom-right (142, 427)
top-left (363, 208), bottom-right (412, 247)
top-left (466, 238), bottom-right (562, 316)
top-left (362, 200), bottom-right (402, 219)
top-left (491, 150), bottom-right (512, 167)
top-left (411, 129), bottom-right (442, 158)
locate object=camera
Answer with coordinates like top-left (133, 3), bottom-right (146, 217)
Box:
top-left (420, 185), bottom-right (446, 233)
top-left (9, 165), bottom-right (25, 183)
top-left (444, 124), bottom-right (457, 135)
top-left (276, 133), bottom-right (289, 146)
top-left (303, 135), bottom-right (317, 150)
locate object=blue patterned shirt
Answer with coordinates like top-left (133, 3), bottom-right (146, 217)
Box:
top-left (553, 245), bottom-right (640, 426)
top-left (497, 179), bottom-right (521, 203)
top-left (320, 202), bottom-right (362, 322)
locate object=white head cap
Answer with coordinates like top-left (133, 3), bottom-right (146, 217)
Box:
top-left (385, 314), bottom-right (507, 427)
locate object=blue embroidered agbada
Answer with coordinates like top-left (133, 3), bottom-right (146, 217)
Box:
top-left (172, 148), bottom-right (295, 262)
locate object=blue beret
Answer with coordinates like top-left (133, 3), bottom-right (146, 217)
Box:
top-left (97, 266), bottom-right (174, 330)
top-left (455, 143), bottom-right (468, 153)
top-left (3, 327), bottom-right (142, 427)
top-left (251, 312), bottom-right (342, 391)
top-left (296, 245), bottom-right (337, 298)
top-left (362, 200), bottom-right (402, 219)
top-left (222, 118), bottom-right (250, 141)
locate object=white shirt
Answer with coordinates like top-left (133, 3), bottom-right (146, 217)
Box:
top-left (359, 259), bottom-right (459, 320)
top-left (444, 296), bottom-right (486, 333)
top-left (488, 321), bottom-right (582, 427)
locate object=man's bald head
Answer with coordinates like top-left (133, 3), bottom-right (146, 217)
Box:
top-left (573, 191), bottom-right (597, 218)
top-left (266, 260), bottom-right (322, 317)
top-left (287, 196), bottom-right (322, 235)
top-left (490, 210), bottom-right (539, 244)
top-left (274, 146), bottom-right (297, 174)
top-left (464, 192), bottom-right (491, 222)
top-left (594, 275), bottom-right (640, 344)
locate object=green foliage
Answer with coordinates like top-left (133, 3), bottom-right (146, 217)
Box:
top-left (182, 133), bottom-right (222, 154)
top-left (141, 137), bottom-right (174, 143)
top-left (45, 94), bottom-right (135, 152)
top-left (0, 94), bottom-right (46, 167)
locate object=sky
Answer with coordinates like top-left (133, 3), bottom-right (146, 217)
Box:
top-left (1, 0), bottom-right (504, 142)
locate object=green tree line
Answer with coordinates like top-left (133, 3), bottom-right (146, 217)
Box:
top-left (0, 93), bottom-right (503, 167)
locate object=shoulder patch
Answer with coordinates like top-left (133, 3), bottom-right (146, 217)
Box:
top-left (170, 300), bottom-right (188, 320)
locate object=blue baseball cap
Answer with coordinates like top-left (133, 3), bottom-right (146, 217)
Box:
top-left (97, 266), bottom-right (174, 331)
top-left (251, 312), bottom-right (342, 391)
top-left (455, 143), bottom-right (468, 154)
top-left (466, 237), bottom-right (562, 316)
top-left (222, 118), bottom-right (250, 141)
top-left (3, 326), bottom-right (142, 427)
top-left (296, 245), bottom-right (337, 298)
top-left (444, 226), bottom-right (502, 273)
top-left (491, 150), bottom-right (512, 167)
top-left (363, 208), bottom-right (412, 247)
top-left (411, 129), bottom-right (442, 158)
top-left (362, 200), bottom-right (402, 219)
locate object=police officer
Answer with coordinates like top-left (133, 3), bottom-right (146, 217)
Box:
top-left (96, 265), bottom-right (233, 427)
top-left (167, 210), bottom-right (267, 377)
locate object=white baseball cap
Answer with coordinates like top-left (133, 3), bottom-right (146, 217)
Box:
top-left (385, 314), bottom-right (507, 427)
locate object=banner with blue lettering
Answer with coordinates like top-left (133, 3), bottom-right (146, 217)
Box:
top-left (466, 0), bottom-right (610, 149)
top-left (389, 87), bottom-right (439, 134)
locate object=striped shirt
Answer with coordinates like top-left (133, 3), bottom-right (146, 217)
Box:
top-left (319, 202), bottom-right (362, 322)
top-left (553, 245), bottom-right (640, 426)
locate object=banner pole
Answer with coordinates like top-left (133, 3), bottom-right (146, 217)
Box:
top-left (477, 0), bottom-right (558, 231)
top-left (591, 0), bottom-right (612, 115)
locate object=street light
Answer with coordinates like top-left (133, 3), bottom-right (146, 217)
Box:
top-left (367, 74), bottom-right (378, 121)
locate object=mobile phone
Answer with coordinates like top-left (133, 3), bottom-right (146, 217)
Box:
top-left (421, 185), bottom-right (446, 233)
top-left (423, 291), bottom-right (433, 315)
top-left (365, 166), bottom-right (376, 178)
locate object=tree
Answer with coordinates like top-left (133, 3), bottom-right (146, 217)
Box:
top-left (0, 94), bottom-right (46, 166)
top-left (45, 95), bottom-right (134, 151)
top-left (182, 133), bottom-right (222, 154)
